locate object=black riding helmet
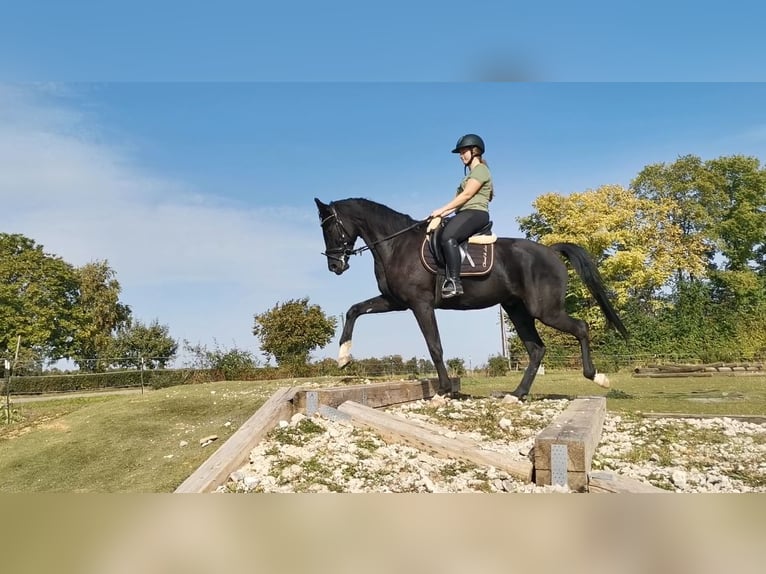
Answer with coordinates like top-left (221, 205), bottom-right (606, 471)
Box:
top-left (451, 133), bottom-right (485, 154)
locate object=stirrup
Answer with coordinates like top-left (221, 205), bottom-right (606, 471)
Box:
top-left (441, 278), bottom-right (463, 298)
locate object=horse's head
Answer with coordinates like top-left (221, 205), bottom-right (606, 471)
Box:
top-left (314, 198), bottom-right (356, 275)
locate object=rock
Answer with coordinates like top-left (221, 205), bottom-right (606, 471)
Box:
top-left (671, 470), bottom-right (687, 489)
top-left (498, 417), bottom-right (513, 430)
top-left (199, 435), bottom-right (218, 447)
top-left (179, 440), bottom-right (189, 448)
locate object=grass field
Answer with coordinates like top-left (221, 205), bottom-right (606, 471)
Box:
top-left (1, 371), bottom-right (764, 492)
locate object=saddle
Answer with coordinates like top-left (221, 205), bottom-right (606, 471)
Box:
top-left (420, 216), bottom-right (496, 277)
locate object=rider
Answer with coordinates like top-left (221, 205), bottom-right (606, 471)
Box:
top-left (429, 133), bottom-right (493, 298)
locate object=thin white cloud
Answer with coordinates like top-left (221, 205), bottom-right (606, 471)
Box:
top-left (0, 84), bottom-right (511, 367)
top-left (0, 85), bottom-right (319, 291)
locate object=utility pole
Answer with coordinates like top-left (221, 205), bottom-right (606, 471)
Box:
top-left (499, 305), bottom-right (507, 358)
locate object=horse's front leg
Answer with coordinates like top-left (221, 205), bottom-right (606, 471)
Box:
top-left (338, 295), bottom-right (406, 367)
top-left (409, 302), bottom-right (453, 395)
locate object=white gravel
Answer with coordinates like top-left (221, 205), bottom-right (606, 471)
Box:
top-left (219, 395), bottom-right (765, 494)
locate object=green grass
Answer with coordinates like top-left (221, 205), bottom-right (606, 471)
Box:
top-left (459, 370), bottom-right (766, 417)
top-left (0, 380), bottom-right (286, 492)
top-left (0, 371), bottom-right (764, 492)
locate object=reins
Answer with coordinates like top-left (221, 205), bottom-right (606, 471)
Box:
top-left (321, 205), bottom-right (430, 259)
top-left (348, 218), bottom-right (429, 256)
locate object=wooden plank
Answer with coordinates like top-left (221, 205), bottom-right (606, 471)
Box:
top-left (174, 386), bottom-right (298, 493)
top-left (588, 471), bottom-right (668, 493)
top-left (534, 397), bottom-right (606, 490)
top-left (632, 372), bottom-right (713, 378)
top-left (293, 377), bottom-right (458, 412)
top-left (337, 400), bottom-right (533, 482)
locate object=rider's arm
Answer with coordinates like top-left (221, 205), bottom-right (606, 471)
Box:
top-left (430, 178), bottom-right (481, 218)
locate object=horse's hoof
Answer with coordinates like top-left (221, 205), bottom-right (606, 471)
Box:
top-left (337, 342), bottom-right (352, 368)
top-left (593, 373), bottom-right (610, 388)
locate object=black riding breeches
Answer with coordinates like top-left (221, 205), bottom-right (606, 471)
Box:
top-left (441, 209), bottom-right (490, 245)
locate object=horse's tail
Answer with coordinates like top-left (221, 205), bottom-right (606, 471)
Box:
top-left (550, 242), bottom-right (629, 339)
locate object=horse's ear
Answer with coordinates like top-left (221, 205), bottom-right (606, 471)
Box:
top-left (314, 197), bottom-right (327, 210)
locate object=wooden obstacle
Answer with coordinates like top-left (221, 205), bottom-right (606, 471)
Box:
top-left (175, 378), bottom-right (656, 494)
top-left (633, 362), bottom-right (765, 378)
top-left (174, 378), bottom-right (456, 493)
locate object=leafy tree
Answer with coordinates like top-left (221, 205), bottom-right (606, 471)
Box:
top-left (518, 184), bottom-right (707, 313)
top-left (417, 357), bottom-right (435, 374)
top-left (705, 156), bottom-right (766, 272)
top-left (487, 354), bottom-right (510, 377)
top-left (0, 233), bottom-right (80, 361)
top-left (252, 297), bottom-right (336, 367)
top-left (71, 260), bottom-right (132, 372)
top-left (631, 154), bottom-right (766, 274)
top-left (110, 319), bottom-right (178, 369)
top-left (446, 357), bottom-right (465, 376)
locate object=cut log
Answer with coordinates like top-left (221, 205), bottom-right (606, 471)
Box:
top-left (337, 400), bottom-right (533, 482)
top-left (632, 372), bottom-right (713, 378)
top-left (534, 396), bottom-right (606, 492)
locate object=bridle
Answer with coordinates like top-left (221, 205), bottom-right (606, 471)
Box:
top-left (319, 205), bottom-right (357, 267)
top-left (319, 203), bottom-right (429, 265)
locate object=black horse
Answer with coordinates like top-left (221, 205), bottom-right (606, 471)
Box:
top-left (315, 197), bottom-right (628, 399)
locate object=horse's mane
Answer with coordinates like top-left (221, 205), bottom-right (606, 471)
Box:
top-left (335, 197), bottom-right (418, 236)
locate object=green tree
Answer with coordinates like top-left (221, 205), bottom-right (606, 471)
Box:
top-left (487, 354), bottom-right (510, 377)
top-left (0, 233), bottom-right (80, 361)
top-left (631, 154), bottom-right (766, 274)
top-left (71, 260), bottom-right (132, 372)
top-left (446, 357), bottom-right (465, 376)
top-left (110, 319), bottom-right (178, 369)
top-left (252, 297), bottom-right (336, 367)
top-left (517, 184), bottom-right (706, 326)
top-left (705, 156), bottom-right (766, 272)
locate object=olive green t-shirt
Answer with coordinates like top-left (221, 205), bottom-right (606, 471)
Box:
top-left (456, 163), bottom-right (493, 212)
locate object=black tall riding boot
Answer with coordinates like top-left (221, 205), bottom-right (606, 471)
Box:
top-left (441, 238), bottom-right (464, 298)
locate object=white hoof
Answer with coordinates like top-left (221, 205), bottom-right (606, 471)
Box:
top-left (337, 341), bottom-right (352, 368)
top-left (593, 373), bottom-right (610, 388)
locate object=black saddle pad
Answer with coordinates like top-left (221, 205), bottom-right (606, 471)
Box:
top-left (420, 238), bottom-right (494, 276)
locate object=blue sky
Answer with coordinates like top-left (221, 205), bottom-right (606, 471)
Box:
top-left (2, 2), bottom-right (766, 367)
top-left (2, 1), bottom-right (766, 82)
top-left (3, 83), bottom-right (766, 367)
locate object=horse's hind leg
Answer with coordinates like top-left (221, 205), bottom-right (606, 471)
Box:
top-left (338, 296), bottom-right (406, 367)
top-left (537, 309), bottom-right (610, 389)
top-left (503, 303), bottom-right (546, 401)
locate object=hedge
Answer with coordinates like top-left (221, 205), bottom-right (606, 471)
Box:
top-left (1, 368), bottom-right (218, 395)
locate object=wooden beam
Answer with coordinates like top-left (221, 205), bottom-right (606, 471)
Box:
top-left (632, 372), bottom-right (713, 378)
top-left (337, 400), bottom-right (533, 482)
top-left (174, 386), bottom-right (298, 493)
top-left (588, 471), bottom-right (668, 493)
top-left (293, 377), bottom-right (458, 413)
top-left (534, 396), bottom-right (606, 491)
